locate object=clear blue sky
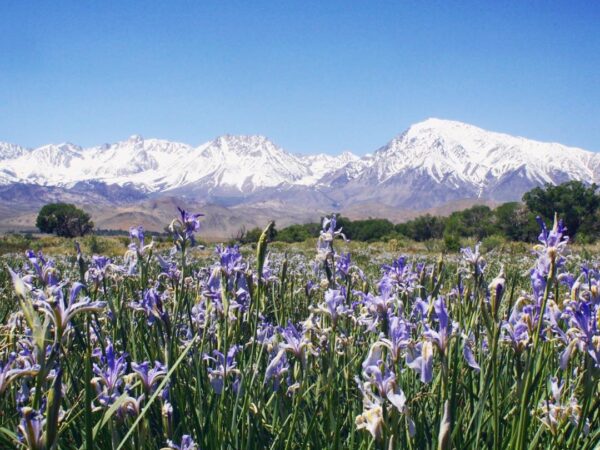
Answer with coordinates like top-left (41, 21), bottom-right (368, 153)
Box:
top-left (1, 1), bottom-right (599, 154)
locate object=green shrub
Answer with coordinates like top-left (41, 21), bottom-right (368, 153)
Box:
top-left (36, 203), bottom-right (94, 237)
top-left (443, 234), bottom-right (461, 252)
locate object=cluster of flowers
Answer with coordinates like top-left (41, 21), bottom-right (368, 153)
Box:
top-left (1, 208), bottom-right (598, 448)
top-left (4, 213), bottom-right (204, 449)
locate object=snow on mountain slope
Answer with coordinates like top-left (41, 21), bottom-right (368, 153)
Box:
top-left (353, 118), bottom-right (600, 194)
top-left (297, 151), bottom-right (359, 185)
top-left (1, 119), bottom-right (599, 209)
top-left (156, 135), bottom-right (311, 193)
top-left (0, 142), bottom-right (29, 160)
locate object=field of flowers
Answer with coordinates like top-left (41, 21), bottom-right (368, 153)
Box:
top-left (0, 209), bottom-right (598, 449)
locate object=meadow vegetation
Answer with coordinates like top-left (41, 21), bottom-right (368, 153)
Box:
top-left (0, 207), bottom-right (599, 449)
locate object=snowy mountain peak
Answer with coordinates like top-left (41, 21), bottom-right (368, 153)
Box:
top-left (1, 120), bottom-right (598, 212)
top-left (210, 135), bottom-right (277, 155)
top-left (0, 142), bottom-right (29, 160)
top-left (128, 134), bottom-right (144, 143)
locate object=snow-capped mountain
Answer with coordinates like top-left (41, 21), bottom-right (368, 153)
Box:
top-left (1, 118), bottom-right (599, 221)
top-left (319, 118), bottom-right (600, 209)
top-left (0, 134), bottom-right (357, 195)
top-left (369, 118), bottom-right (598, 189)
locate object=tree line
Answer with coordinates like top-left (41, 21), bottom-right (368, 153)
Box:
top-left (35, 181), bottom-right (600, 243)
top-left (243, 181), bottom-right (600, 245)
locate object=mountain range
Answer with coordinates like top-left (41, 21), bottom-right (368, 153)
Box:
top-left (1, 118), bottom-right (598, 238)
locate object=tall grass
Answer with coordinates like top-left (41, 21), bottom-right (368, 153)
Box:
top-left (0, 214), bottom-right (598, 449)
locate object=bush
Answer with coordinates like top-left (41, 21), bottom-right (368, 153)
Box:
top-left (443, 234), bottom-right (461, 252)
top-left (276, 224), bottom-right (313, 243)
top-left (481, 234), bottom-right (506, 252)
top-left (89, 235), bottom-right (103, 254)
top-left (523, 180), bottom-right (600, 238)
top-left (36, 203), bottom-right (94, 238)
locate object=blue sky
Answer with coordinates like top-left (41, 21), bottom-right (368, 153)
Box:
top-left (1, 1), bottom-right (599, 154)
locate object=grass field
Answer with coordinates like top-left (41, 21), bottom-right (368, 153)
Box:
top-left (0, 212), bottom-right (598, 449)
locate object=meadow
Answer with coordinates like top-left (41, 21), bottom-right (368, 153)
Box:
top-left (0, 210), bottom-right (598, 449)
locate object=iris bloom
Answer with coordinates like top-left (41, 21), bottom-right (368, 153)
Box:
top-left (85, 255), bottom-right (122, 285)
top-left (534, 215), bottom-right (568, 267)
top-left (92, 342), bottom-right (128, 408)
top-left (361, 343), bottom-right (407, 413)
top-left (381, 256), bottom-right (420, 293)
top-left (0, 353), bottom-right (40, 395)
top-left (26, 250), bottom-right (59, 287)
top-left (264, 349), bottom-right (289, 392)
top-left (129, 286), bottom-right (168, 326)
top-left (356, 343), bottom-right (414, 440)
top-left (380, 314), bottom-right (411, 362)
top-left (316, 214), bottom-right (346, 262)
top-left (18, 407), bottom-right (45, 450)
top-left (278, 322), bottom-right (312, 363)
top-left (562, 301), bottom-right (600, 368)
top-left (126, 226), bottom-right (154, 270)
top-left (312, 288), bottom-right (352, 326)
top-left (355, 403), bottom-right (383, 441)
top-left (423, 296), bottom-right (453, 356)
top-left (203, 346), bottom-right (241, 394)
top-left (131, 361), bottom-right (168, 393)
top-left (406, 341), bottom-right (434, 384)
top-left (537, 377), bottom-right (589, 436)
top-left (33, 282), bottom-right (106, 339)
top-left (215, 244), bottom-right (246, 276)
top-left (461, 243), bottom-right (486, 275)
top-left (165, 435), bottom-right (198, 450)
top-left (118, 395), bottom-right (145, 419)
top-left (169, 207), bottom-right (203, 248)
top-left (462, 333), bottom-right (481, 372)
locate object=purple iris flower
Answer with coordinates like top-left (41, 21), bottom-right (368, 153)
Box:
top-left (462, 334), bottom-right (480, 372)
top-left (423, 296), bottom-right (453, 356)
top-left (129, 226), bottom-right (145, 247)
top-left (279, 322), bottom-right (310, 362)
top-left (203, 345), bottom-right (241, 395)
top-left (501, 310), bottom-right (531, 354)
top-left (129, 286), bottom-right (168, 326)
top-left (264, 349), bottom-right (289, 392)
top-left (18, 407), bottom-right (45, 450)
top-left (156, 255), bottom-right (181, 282)
top-left (215, 245), bottom-right (246, 275)
top-left (191, 300), bottom-right (216, 335)
top-left (535, 215), bottom-right (568, 265)
top-left (176, 207), bottom-right (204, 246)
top-left (316, 214), bottom-right (347, 263)
top-left (406, 341), bottom-right (434, 384)
top-left (335, 252), bottom-right (353, 281)
top-left (565, 301), bottom-right (600, 367)
top-left (0, 353), bottom-right (40, 395)
top-left (360, 343), bottom-right (408, 413)
top-left (356, 281), bottom-right (397, 331)
top-left (92, 342), bottom-right (128, 408)
top-left (461, 243), bottom-right (486, 275)
top-left (26, 250), bottom-right (59, 287)
top-left (33, 282), bottom-right (106, 337)
top-left (131, 361), bottom-right (168, 393)
top-left (85, 255), bottom-right (120, 285)
top-left (254, 320), bottom-right (278, 348)
top-left (167, 435), bottom-right (198, 450)
top-left (381, 256), bottom-right (419, 293)
top-left (314, 288), bottom-right (352, 326)
top-left (537, 376), bottom-right (590, 435)
top-left (203, 267), bottom-right (223, 303)
top-left (305, 280), bottom-right (318, 297)
top-left (380, 314), bottom-right (411, 362)
top-left (118, 394), bottom-right (145, 419)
